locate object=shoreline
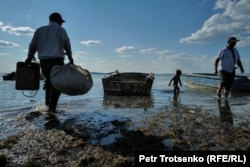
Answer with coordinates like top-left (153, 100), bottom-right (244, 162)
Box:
top-left (0, 101), bottom-right (249, 166)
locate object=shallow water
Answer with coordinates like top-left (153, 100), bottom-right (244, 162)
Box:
top-left (0, 73), bottom-right (250, 148)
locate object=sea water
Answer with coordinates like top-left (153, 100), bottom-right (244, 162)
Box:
top-left (0, 73), bottom-right (250, 144)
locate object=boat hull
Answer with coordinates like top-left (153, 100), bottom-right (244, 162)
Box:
top-left (2, 72), bottom-right (16, 80)
top-left (183, 73), bottom-right (250, 92)
top-left (102, 72), bottom-right (154, 96)
top-left (2, 72), bottom-right (44, 81)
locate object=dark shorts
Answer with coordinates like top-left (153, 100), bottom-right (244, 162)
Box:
top-left (219, 70), bottom-right (235, 90)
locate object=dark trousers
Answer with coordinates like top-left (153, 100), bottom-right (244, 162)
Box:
top-left (40, 58), bottom-right (64, 110)
top-left (219, 70), bottom-right (235, 91)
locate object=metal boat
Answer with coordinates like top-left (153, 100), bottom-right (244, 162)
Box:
top-left (182, 73), bottom-right (250, 92)
top-left (102, 71), bottom-right (155, 96)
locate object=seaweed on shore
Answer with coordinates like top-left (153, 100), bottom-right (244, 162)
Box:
top-left (0, 98), bottom-right (249, 166)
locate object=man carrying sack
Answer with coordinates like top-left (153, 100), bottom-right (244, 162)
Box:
top-left (25, 12), bottom-right (74, 113)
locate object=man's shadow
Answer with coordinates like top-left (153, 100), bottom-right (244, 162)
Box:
top-left (216, 99), bottom-right (233, 126)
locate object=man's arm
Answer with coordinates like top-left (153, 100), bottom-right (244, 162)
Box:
top-left (62, 29), bottom-right (74, 64)
top-left (64, 42), bottom-right (73, 64)
top-left (237, 59), bottom-right (244, 73)
top-left (214, 58), bottom-right (220, 75)
top-left (25, 30), bottom-right (38, 64)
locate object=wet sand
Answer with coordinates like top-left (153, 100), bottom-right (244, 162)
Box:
top-left (0, 92), bottom-right (249, 166)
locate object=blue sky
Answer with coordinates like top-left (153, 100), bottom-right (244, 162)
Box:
top-left (0, 0), bottom-right (250, 74)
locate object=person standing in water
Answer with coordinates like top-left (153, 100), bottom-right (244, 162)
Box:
top-left (169, 69), bottom-right (182, 97)
top-left (214, 37), bottom-right (244, 98)
top-left (25, 12), bottom-right (74, 112)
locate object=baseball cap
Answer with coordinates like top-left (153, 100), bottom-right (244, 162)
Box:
top-left (49, 12), bottom-right (65, 23)
top-left (227, 36), bottom-right (239, 42)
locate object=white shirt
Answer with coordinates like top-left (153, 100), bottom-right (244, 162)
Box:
top-left (216, 47), bottom-right (240, 73)
top-left (28, 21), bottom-right (72, 60)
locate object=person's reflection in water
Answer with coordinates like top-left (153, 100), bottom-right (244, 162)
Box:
top-left (169, 95), bottom-right (181, 112)
top-left (44, 113), bottom-right (61, 130)
top-left (217, 99), bottom-right (233, 126)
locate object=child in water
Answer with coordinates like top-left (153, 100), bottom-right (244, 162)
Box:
top-left (169, 69), bottom-right (182, 96)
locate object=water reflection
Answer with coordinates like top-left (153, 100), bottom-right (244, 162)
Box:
top-left (44, 113), bottom-right (61, 130)
top-left (216, 99), bottom-right (233, 126)
top-left (168, 94), bottom-right (182, 113)
top-left (102, 95), bottom-right (154, 109)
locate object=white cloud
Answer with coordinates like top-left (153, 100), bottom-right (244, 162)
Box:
top-left (156, 50), bottom-right (175, 56)
top-left (180, 0), bottom-right (250, 45)
top-left (115, 45), bottom-right (140, 54)
top-left (0, 40), bottom-right (19, 47)
top-left (75, 51), bottom-right (88, 55)
top-left (119, 54), bottom-right (133, 58)
top-left (1, 25), bottom-right (34, 36)
top-left (80, 40), bottom-right (103, 46)
top-left (153, 49), bottom-right (215, 73)
top-left (111, 45), bottom-right (225, 73)
top-left (0, 20), bottom-right (34, 36)
top-left (139, 48), bottom-right (155, 54)
top-left (116, 46), bottom-right (157, 55)
top-left (214, 0), bottom-right (231, 10)
top-left (158, 53), bottom-right (189, 62)
top-left (74, 51), bottom-right (88, 61)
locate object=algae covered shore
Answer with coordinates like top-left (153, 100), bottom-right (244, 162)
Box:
top-left (0, 94), bottom-right (249, 166)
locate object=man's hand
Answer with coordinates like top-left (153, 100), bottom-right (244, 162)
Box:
top-left (214, 69), bottom-right (218, 75)
top-left (68, 55), bottom-right (74, 64)
top-left (25, 57), bottom-right (32, 65)
top-left (240, 68), bottom-right (244, 73)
